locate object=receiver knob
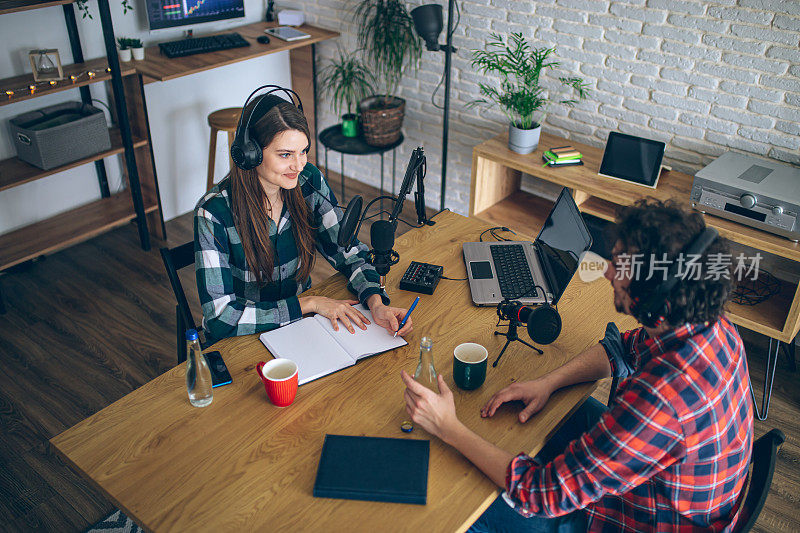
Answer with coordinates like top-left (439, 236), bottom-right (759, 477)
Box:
top-left (772, 205), bottom-right (784, 216)
top-left (740, 194), bottom-right (757, 209)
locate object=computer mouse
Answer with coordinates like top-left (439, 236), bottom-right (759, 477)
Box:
top-left (257, 35), bottom-right (270, 44)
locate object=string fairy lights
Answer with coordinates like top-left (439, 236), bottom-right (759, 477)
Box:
top-left (2, 67), bottom-right (113, 102)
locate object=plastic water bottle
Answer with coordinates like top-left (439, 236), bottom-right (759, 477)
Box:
top-left (186, 329), bottom-right (213, 407)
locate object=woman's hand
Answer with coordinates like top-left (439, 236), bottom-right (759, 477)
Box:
top-left (481, 378), bottom-right (554, 423)
top-left (366, 294), bottom-right (413, 336)
top-left (401, 372), bottom-right (462, 442)
top-left (300, 296), bottom-right (369, 333)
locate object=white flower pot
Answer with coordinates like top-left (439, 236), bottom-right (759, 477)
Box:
top-left (132, 47), bottom-right (145, 61)
top-left (508, 123), bottom-right (541, 154)
top-left (118, 49), bottom-right (132, 62)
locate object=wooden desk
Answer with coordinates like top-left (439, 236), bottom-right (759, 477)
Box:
top-left (51, 211), bottom-right (635, 532)
top-left (470, 132), bottom-right (800, 345)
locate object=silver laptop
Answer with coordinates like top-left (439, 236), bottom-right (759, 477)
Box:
top-left (463, 188), bottom-right (593, 306)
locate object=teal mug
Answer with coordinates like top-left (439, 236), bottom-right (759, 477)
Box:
top-left (453, 343), bottom-right (488, 390)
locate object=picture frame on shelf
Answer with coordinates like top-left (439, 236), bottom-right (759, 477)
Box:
top-left (29, 49), bottom-right (64, 82)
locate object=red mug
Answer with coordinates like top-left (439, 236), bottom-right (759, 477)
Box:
top-left (256, 359), bottom-right (299, 407)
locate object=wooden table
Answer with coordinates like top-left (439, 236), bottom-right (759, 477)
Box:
top-left (52, 211), bottom-right (635, 532)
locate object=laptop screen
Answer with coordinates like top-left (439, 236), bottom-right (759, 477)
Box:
top-left (534, 189), bottom-right (593, 305)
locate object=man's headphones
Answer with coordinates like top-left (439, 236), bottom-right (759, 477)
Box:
top-left (631, 227), bottom-right (719, 328)
top-left (230, 85), bottom-right (304, 171)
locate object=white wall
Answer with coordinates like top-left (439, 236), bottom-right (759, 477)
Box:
top-left (301, 0), bottom-right (800, 215)
top-left (0, 0), bottom-right (291, 233)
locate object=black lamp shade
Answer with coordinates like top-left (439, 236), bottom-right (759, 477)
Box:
top-left (411, 4), bottom-right (443, 50)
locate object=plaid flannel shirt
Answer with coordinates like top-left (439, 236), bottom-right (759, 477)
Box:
top-left (194, 163), bottom-right (387, 345)
top-left (505, 316), bottom-right (753, 531)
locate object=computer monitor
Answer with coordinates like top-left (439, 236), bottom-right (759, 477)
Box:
top-left (145, 0), bottom-right (245, 30)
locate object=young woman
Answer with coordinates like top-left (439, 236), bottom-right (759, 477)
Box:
top-left (194, 94), bottom-right (412, 345)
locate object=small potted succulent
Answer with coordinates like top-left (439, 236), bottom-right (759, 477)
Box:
top-left (470, 32), bottom-right (590, 154)
top-left (116, 37), bottom-right (133, 62)
top-left (129, 38), bottom-right (145, 60)
top-left (320, 50), bottom-right (375, 138)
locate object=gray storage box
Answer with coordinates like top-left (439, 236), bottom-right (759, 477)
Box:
top-left (9, 101), bottom-right (111, 170)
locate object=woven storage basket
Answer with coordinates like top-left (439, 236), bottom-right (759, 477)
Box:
top-left (359, 96), bottom-right (405, 147)
top-left (9, 101), bottom-right (110, 170)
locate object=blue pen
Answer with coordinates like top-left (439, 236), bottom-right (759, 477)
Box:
top-left (394, 296), bottom-right (419, 337)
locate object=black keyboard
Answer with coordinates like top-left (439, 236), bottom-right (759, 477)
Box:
top-left (490, 244), bottom-right (538, 299)
top-left (158, 33), bottom-right (250, 58)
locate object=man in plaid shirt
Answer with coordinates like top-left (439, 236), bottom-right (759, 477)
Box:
top-left (402, 200), bottom-right (753, 531)
top-left (195, 163), bottom-right (391, 345)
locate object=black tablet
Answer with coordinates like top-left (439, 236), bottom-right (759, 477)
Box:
top-left (598, 132), bottom-right (666, 188)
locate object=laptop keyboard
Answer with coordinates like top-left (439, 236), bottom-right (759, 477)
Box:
top-left (490, 244), bottom-right (538, 299)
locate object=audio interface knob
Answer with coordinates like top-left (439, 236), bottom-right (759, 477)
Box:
top-left (740, 194), bottom-right (757, 209)
top-left (772, 205), bottom-right (784, 216)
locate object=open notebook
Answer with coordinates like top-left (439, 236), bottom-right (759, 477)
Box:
top-left (259, 304), bottom-right (408, 385)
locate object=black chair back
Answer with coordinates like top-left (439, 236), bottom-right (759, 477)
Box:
top-left (160, 242), bottom-right (199, 363)
top-left (734, 428), bottom-right (785, 532)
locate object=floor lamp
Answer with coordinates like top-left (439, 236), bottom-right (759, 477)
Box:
top-left (411, 1), bottom-right (456, 212)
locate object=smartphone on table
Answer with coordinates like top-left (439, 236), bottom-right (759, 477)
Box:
top-left (203, 351), bottom-right (232, 387)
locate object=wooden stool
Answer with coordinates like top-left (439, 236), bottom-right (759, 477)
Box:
top-left (207, 107), bottom-right (242, 191)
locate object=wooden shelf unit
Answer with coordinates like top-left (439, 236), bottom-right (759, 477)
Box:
top-left (0, 0), bottom-right (165, 314)
top-left (0, 128), bottom-right (147, 191)
top-left (0, 192), bottom-right (158, 270)
top-left (470, 131), bottom-right (800, 344)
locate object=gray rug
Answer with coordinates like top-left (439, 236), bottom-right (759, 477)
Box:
top-left (85, 510), bottom-right (140, 533)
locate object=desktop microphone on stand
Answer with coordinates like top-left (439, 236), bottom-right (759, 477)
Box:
top-left (336, 148), bottom-right (428, 285)
top-left (368, 219), bottom-right (399, 290)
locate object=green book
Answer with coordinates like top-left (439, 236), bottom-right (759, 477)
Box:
top-left (543, 150), bottom-right (582, 161)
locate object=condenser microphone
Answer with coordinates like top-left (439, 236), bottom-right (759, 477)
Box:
top-left (369, 219), bottom-right (398, 289)
top-left (497, 300), bottom-right (562, 346)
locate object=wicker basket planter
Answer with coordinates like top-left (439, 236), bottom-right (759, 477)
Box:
top-left (359, 96), bottom-right (405, 147)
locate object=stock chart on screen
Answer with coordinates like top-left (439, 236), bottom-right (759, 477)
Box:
top-left (146, 0), bottom-right (245, 29)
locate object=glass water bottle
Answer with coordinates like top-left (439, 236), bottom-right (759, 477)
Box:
top-left (186, 329), bottom-right (213, 407)
top-left (414, 336), bottom-right (439, 393)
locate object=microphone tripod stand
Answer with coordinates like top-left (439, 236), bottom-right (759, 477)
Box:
top-left (492, 319), bottom-right (543, 367)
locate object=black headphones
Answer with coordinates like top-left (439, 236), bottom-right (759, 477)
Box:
top-left (631, 227), bottom-right (719, 328)
top-left (230, 85), bottom-right (304, 171)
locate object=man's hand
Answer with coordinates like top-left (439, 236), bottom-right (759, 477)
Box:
top-left (401, 371), bottom-right (461, 442)
top-left (367, 294), bottom-right (413, 336)
top-left (481, 378), bottom-right (554, 423)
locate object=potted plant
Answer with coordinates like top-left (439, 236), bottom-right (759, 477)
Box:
top-left (469, 32), bottom-right (590, 154)
top-left (129, 38), bottom-right (145, 61)
top-left (319, 50), bottom-right (375, 138)
top-left (353, 0), bottom-right (422, 147)
top-left (117, 37), bottom-right (133, 62)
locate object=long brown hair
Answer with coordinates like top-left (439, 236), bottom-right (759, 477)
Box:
top-left (229, 100), bottom-right (316, 286)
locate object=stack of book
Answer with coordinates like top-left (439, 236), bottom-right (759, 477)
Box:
top-left (542, 145), bottom-right (583, 167)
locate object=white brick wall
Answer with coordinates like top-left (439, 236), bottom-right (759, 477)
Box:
top-left (302, 0), bottom-right (800, 214)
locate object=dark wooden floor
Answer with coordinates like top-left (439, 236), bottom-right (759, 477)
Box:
top-left (0, 173), bottom-right (798, 532)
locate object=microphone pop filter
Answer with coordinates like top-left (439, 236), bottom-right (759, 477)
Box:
top-left (337, 195), bottom-right (363, 248)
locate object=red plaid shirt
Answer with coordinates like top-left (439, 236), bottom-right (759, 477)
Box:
top-left (505, 316), bottom-right (753, 531)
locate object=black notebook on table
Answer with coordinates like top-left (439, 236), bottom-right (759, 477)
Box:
top-left (313, 434), bottom-right (429, 505)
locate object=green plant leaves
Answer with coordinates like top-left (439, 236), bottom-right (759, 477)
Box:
top-left (469, 32), bottom-right (589, 129)
top-left (354, 0), bottom-right (422, 104)
top-left (320, 50), bottom-right (376, 117)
